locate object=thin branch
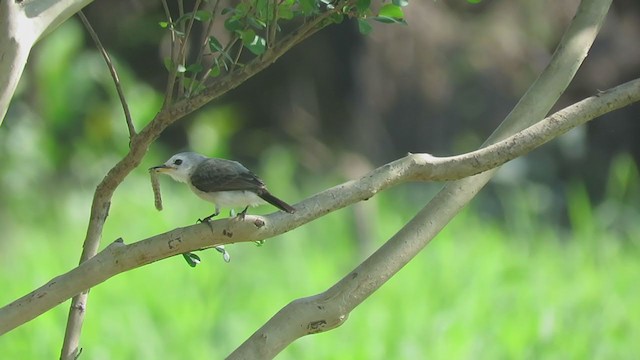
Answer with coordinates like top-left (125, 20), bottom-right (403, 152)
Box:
top-left (230, 42), bottom-right (244, 72)
top-left (2, 76), bottom-right (638, 336)
top-left (187, 0), bottom-right (221, 95)
top-left (160, 0), bottom-right (177, 107)
top-left (78, 11), bottom-right (135, 138)
top-left (176, 0), bottom-right (190, 98)
top-left (180, 0), bottom-right (202, 64)
top-left (268, 0), bottom-right (279, 48)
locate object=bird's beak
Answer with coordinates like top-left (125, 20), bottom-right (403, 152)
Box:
top-left (149, 164), bottom-right (172, 173)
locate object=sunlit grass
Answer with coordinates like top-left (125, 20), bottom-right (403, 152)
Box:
top-left (1, 157), bottom-right (639, 359)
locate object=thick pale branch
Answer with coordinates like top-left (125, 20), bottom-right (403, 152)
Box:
top-left (413, 79), bottom-right (640, 181)
top-left (229, 0), bottom-right (614, 357)
top-left (0, 0), bottom-right (94, 125)
top-left (1, 75), bottom-right (637, 335)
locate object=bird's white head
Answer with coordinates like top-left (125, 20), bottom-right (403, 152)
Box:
top-left (150, 152), bottom-right (207, 183)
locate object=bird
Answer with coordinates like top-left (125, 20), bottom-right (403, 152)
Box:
top-left (150, 152), bottom-right (296, 221)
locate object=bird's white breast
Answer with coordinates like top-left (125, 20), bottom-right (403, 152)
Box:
top-left (189, 185), bottom-right (265, 208)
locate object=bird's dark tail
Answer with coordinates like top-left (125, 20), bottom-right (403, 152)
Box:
top-left (258, 191), bottom-right (296, 213)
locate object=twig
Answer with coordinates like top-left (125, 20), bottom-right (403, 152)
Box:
top-left (188, 0), bottom-right (221, 95)
top-left (268, 0), bottom-right (279, 48)
top-left (176, 0), bottom-right (196, 100)
top-left (160, 0), bottom-right (177, 107)
top-left (230, 42), bottom-right (244, 72)
top-left (78, 11), bottom-right (135, 139)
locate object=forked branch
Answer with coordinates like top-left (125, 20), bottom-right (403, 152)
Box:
top-left (229, 0), bottom-right (614, 357)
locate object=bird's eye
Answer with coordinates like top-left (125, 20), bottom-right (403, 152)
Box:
top-left (174, 159), bottom-right (183, 165)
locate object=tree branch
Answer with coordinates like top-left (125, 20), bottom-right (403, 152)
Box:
top-left (229, 0), bottom-right (614, 357)
top-left (78, 11), bottom-right (135, 138)
top-left (2, 75), bottom-right (637, 336)
top-left (0, 0), bottom-right (95, 125)
top-left (160, 0), bottom-right (177, 106)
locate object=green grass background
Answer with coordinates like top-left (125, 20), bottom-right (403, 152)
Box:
top-left (1, 154), bottom-right (639, 359)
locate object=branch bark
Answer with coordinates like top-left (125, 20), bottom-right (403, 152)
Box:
top-left (1, 75), bottom-right (637, 336)
top-left (229, 0), bottom-right (614, 357)
top-left (0, 0), bottom-right (94, 125)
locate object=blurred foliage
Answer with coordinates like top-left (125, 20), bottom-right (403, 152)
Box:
top-left (158, 0), bottom-right (410, 97)
top-left (1, 1), bottom-right (640, 358)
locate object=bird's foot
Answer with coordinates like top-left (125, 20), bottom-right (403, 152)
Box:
top-left (197, 211), bottom-right (220, 224)
top-left (235, 206), bottom-right (249, 220)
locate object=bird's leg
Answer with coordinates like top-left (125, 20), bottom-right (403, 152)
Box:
top-left (222, 206), bottom-right (247, 238)
top-left (237, 206), bottom-right (249, 220)
top-left (199, 212), bottom-right (217, 223)
top-left (197, 206), bottom-right (220, 223)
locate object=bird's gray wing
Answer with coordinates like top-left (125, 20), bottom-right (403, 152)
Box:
top-left (191, 158), bottom-right (266, 193)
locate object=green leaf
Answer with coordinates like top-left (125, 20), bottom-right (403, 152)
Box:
top-left (240, 30), bottom-right (266, 55)
top-left (357, 19), bottom-right (373, 35)
top-left (356, 0), bottom-right (371, 13)
top-left (175, 11), bottom-right (210, 24)
top-left (299, 0), bottom-right (317, 16)
top-left (159, 21), bottom-right (170, 28)
top-left (194, 10), bottom-right (212, 22)
top-left (235, 2), bottom-right (251, 17)
top-left (239, 29), bottom-right (256, 44)
top-left (378, 3), bottom-right (404, 20)
top-left (255, 0), bottom-right (270, 20)
top-left (182, 253), bottom-right (201, 267)
top-left (224, 17), bottom-right (243, 32)
top-left (392, 0), bottom-right (409, 7)
top-left (186, 63), bottom-right (203, 73)
top-left (248, 16), bottom-right (267, 29)
top-left (210, 64), bottom-right (221, 77)
top-left (208, 36), bottom-right (224, 53)
top-left (163, 57), bottom-right (174, 71)
top-left (278, 3), bottom-right (294, 20)
top-left (183, 77), bottom-right (205, 95)
top-left (327, 12), bottom-right (344, 24)
top-left (371, 16), bottom-right (406, 24)
top-left (220, 50), bottom-right (234, 64)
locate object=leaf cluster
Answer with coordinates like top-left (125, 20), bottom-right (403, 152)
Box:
top-left (160, 0), bottom-right (409, 100)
